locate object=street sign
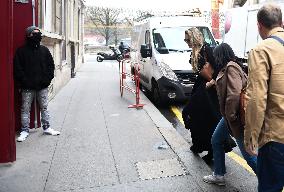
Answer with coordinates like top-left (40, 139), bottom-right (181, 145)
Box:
top-left (15, 0), bottom-right (29, 3)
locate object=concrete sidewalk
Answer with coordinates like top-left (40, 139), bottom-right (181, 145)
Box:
top-left (0, 57), bottom-right (257, 192)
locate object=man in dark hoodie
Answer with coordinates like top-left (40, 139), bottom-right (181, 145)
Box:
top-left (14, 26), bottom-right (60, 142)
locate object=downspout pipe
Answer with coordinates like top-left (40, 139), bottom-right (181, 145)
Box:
top-left (32, 0), bottom-right (35, 25)
top-left (32, 0), bottom-right (38, 128)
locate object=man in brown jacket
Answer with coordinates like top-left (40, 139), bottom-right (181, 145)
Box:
top-left (245, 4), bottom-right (284, 191)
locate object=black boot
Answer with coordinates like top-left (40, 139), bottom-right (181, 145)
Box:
top-left (202, 151), bottom-right (213, 164)
top-left (190, 145), bottom-right (202, 154)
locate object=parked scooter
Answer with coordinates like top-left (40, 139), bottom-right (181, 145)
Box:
top-left (122, 47), bottom-right (130, 59)
top-left (97, 46), bottom-right (123, 62)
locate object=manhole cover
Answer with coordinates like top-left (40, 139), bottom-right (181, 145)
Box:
top-left (136, 158), bottom-right (186, 180)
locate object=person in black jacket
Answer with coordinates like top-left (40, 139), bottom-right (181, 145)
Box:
top-left (182, 27), bottom-right (221, 163)
top-left (14, 26), bottom-right (60, 142)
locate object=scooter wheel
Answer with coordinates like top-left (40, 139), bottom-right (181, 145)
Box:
top-left (97, 56), bottom-right (103, 62)
top-left (116, 55), bottom-right (123, 62)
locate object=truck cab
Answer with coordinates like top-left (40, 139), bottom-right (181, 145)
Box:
top-left (131, 16), bottom-right (216, 105)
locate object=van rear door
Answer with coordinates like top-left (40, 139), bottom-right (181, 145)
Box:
top-left (244, 9), bottom-right (261, 58)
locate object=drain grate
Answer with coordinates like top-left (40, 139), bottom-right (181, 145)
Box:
top-left (135, 158), bottom-right (186, 180)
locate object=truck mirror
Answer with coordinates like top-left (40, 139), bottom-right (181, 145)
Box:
top-left (140, 44), bottom-right (152, 58)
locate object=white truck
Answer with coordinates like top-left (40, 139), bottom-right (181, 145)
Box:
top-left (130, 15), bottom-right (217, 105)
top-left (223, 3), bottom-right (284, 61)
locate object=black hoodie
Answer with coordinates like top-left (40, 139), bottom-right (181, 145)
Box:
top-left (14, 41), bottom-right (55, 90)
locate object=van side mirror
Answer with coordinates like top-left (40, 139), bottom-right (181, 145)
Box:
top-left (157, 47), bottom-right (169, 54)
top-left (140, 44), bottom-right (152, 58)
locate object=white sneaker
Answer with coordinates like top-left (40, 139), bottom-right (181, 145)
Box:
top-left (43, 128), bottom-right (60, 136)
top-left (17, 131), bottom-right (29, 142)
top-left (203, 173), bottom-right (225, 186)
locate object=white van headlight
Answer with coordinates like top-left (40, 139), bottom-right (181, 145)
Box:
top-left (158, 62), bottom-right (178, 81)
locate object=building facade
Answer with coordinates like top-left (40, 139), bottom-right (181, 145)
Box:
top-left (38, 0), bottom-right (85, 98)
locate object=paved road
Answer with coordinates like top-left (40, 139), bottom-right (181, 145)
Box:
top-left (88, 55), bottom-right (259, 191)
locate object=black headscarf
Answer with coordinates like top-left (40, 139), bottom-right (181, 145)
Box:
top-left (213, 43), bottom-right (244, 75)
top-left (198, 43), bottom-right (218, 79)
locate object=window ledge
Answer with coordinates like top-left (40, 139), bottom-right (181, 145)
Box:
top-left (41, 30), bottom-right (64, 41)
top-left (68, 38), bottom-right (80, 44)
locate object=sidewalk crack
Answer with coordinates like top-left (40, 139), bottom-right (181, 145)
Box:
top-left (43, 88), bottom-right (77, 192)
top-left (98, 83), bottom-right (122, 184)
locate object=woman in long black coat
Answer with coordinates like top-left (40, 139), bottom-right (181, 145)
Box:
top-left (182, 28), bottom-right (221, 162)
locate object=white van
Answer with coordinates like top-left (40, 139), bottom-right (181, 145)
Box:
top-left (130, 16), bottom-right (217, 105)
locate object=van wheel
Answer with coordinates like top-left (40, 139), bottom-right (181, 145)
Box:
top-left (152, 82), bottom-right (164, 106)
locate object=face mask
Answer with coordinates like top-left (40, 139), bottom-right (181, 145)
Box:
top-left (29, 32), bottom-right (42, 44)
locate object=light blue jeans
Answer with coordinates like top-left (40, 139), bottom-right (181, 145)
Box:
top-left (21, 88), bottom-right (50, 132)
top-left (211, 117), bottom-right (257, 176)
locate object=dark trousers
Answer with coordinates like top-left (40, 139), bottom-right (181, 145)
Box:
top-left (257, 141), bottom-right (284, 192)
top-left (182, 102), bottom-right (191, 130)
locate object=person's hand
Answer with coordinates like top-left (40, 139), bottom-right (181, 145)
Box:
top-left (206, 79), bottom-right (215, 88)
top-left (245, 144), bottom-right (258, 156)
